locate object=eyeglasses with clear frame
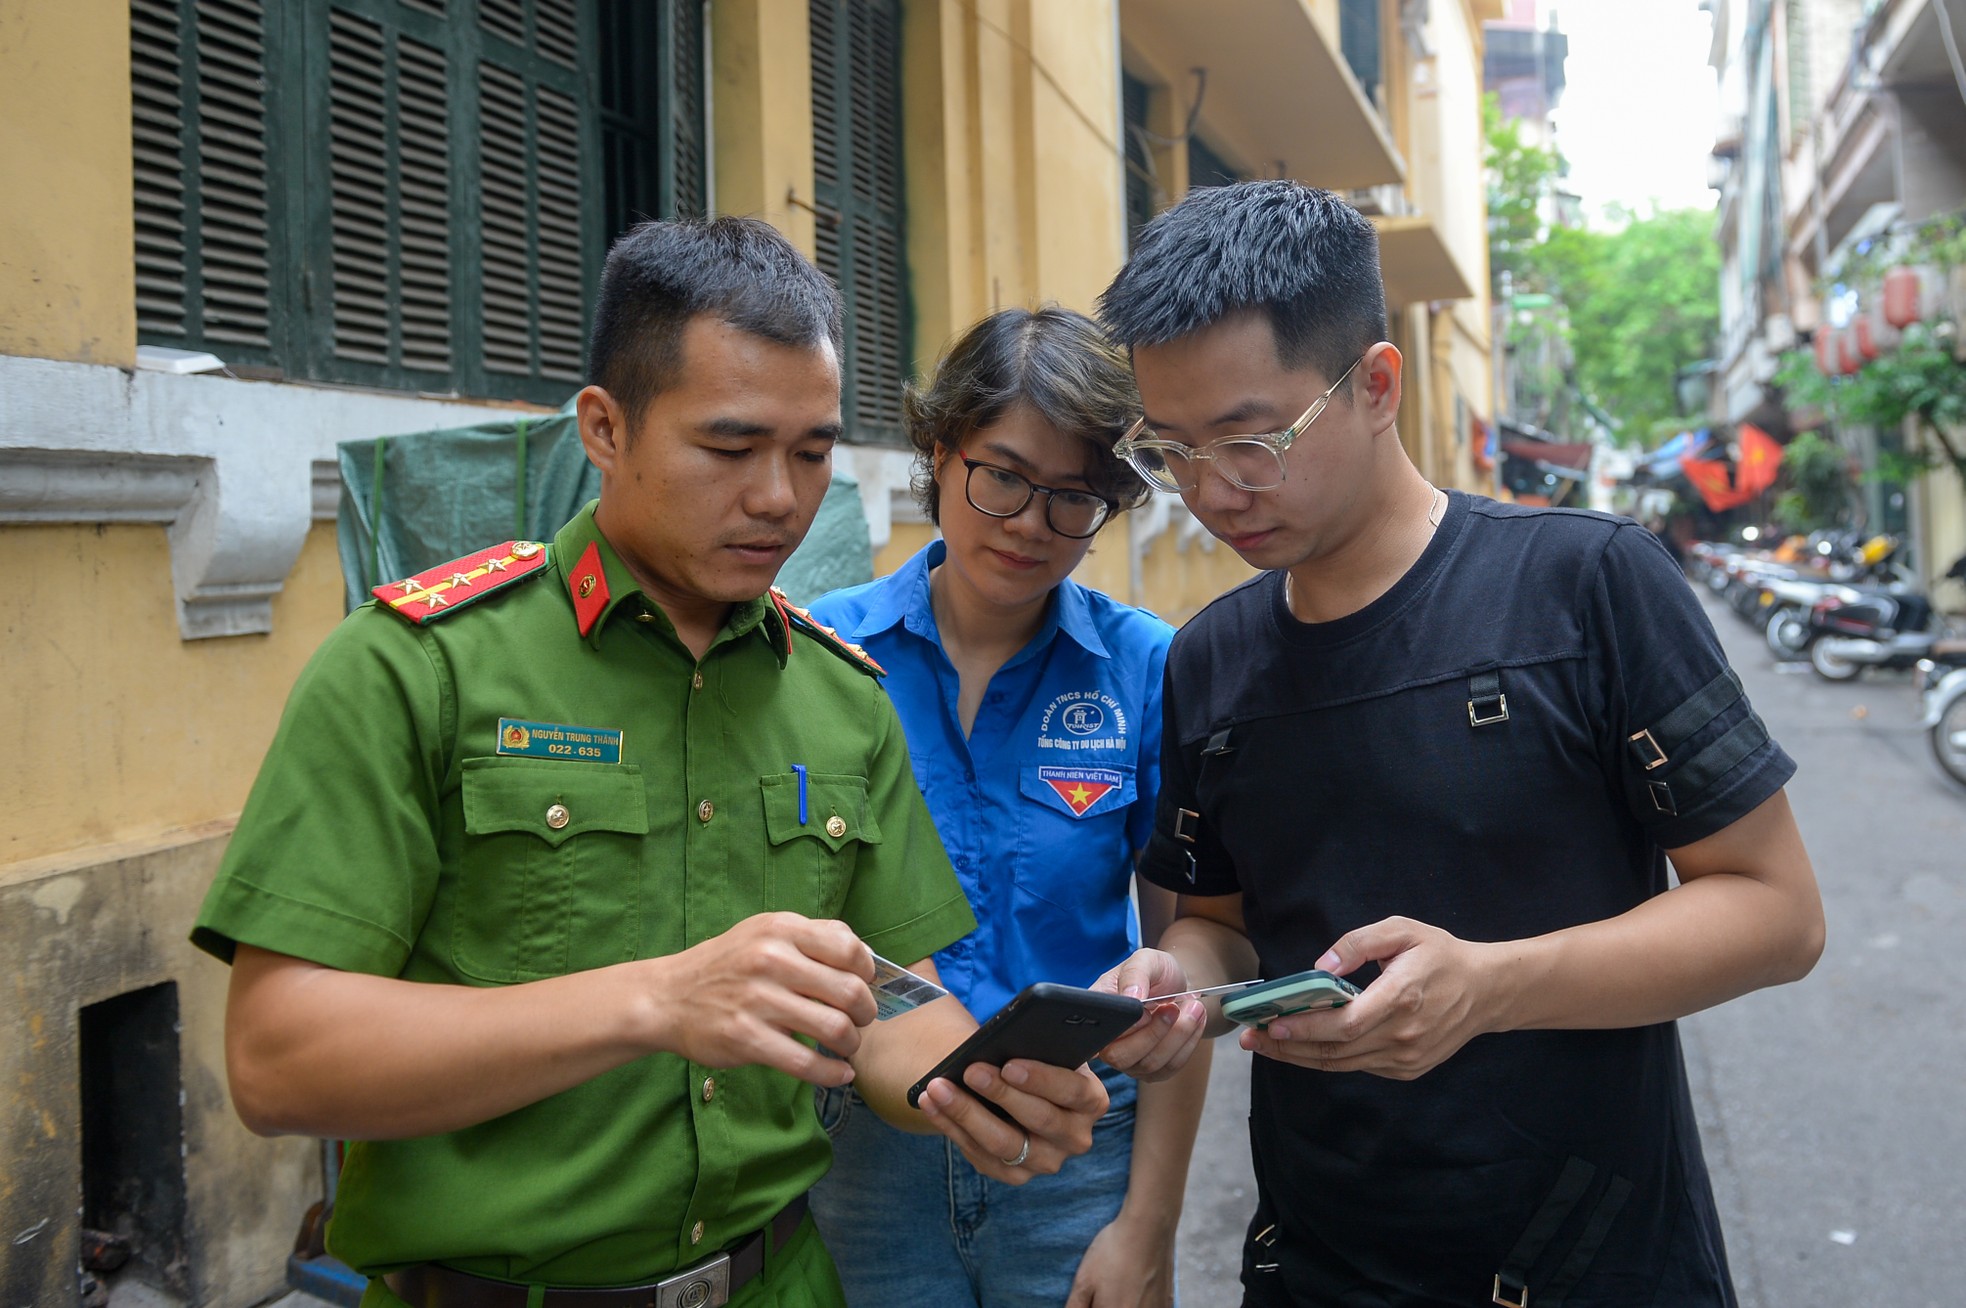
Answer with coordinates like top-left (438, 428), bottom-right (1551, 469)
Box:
top-left (1113, 353), bottom-right (1365, 493)
top-left (958, 455), bottom-right (1117, 539)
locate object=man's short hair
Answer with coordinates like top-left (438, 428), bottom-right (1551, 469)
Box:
top-left (905, 306), bottom-right (1149, 525)
top-left (1097, 180), bottom-right (1388, 386)
top-left (587, 216), bottom-right (845, 422)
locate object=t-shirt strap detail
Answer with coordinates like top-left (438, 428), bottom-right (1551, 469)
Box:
top-left (565, 540), bottom-right (610, 637)
top-left (1468, 668), bottom-right (1510, 727)
top-left (1644, 712), bottom-right (1771, 819)
top-left (1625, 668), bottom-right (1743, 772)
top-left (1494, 1157), bottom-right (1635, 1307)
top-left (770, 587), bottom-right (887, 677)
top-left (1202, 728), bottom-right (1237, 756)
top-left (371, 540), bottom-right (550, 625)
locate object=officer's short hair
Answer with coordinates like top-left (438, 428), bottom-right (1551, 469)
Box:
top-left (906, 306), bottom-right (1150, 526)
top-left (1097, 180), bottom-right (1387, 390)
top-left (587, 216), bottom-right (845, 423)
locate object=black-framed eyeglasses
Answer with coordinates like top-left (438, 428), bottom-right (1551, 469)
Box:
top-left (959, 455), bottom-right (1116, 539)
top-left (1112, 353), bottom-right (1365, 493)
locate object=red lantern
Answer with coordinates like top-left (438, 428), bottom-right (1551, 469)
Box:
top-left (1838, 324), bottom-right (1863, 375)
top-left (1866, 296), bottom-right (1902, 353)
top-left (1853, 314), bottom-right (1879, 360)
top-left (1815, 327), bottom-right (1836, 375)
top-left (1883, 264), bottom-right (1923, 328)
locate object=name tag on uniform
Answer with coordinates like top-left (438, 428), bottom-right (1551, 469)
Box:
top-left (496, 718), bottom-right (623, 764)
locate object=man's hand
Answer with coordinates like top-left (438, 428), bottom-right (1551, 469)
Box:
top-left (650, 912), bottom-right (877, 1087)
top-left (1238, 916), bottom-right (1497, 1080)
top-left (1089, 949), bottom-right (1209, 1082)
top-left (1066, 1208), bottom-right (1177, 1308)
top-left (914, 1058), bottom-right (1108, 1184)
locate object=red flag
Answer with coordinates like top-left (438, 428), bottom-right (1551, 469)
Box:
top-left (1678, 456), bottom-right (1738, 512)
top-left (1734, 424), bottom-right (1782, 497)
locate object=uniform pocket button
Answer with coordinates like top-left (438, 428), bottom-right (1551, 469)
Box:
top-left (697, 799), bottom-right (715, 823)
top-left (545, 803), bottom-right (570, 830)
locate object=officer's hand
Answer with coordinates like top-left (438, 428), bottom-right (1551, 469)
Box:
top-left (648, 912), bottom-right (876, 1088)
top-left (1089, 949), bottom-right (1208, 1083)
top-left (1240, 916), bottom-right (1497, 1081)
top-left (915, 1058), bottom-right (1107, 1185)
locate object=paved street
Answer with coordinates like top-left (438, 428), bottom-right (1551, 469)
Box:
top-left (1173, 578), bottom-right (1966, 1307)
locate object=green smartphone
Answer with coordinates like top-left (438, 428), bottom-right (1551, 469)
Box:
top-left (1219, 968), bottom-right (1361, 1026)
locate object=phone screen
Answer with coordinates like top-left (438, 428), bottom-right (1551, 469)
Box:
top-left (906, 983), bottom-right (1144, 1122)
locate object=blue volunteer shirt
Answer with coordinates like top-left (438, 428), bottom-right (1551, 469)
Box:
top-left (807, 540), bottom-right (1172, 1020)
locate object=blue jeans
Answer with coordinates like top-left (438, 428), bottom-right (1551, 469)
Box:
top-left (811, 1063), bottom-right (1137, 1307)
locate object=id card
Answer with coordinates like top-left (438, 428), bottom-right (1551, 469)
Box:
top-left (871, 954), bottom-right (950, 1020)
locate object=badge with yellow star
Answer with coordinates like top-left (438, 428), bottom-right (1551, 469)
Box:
top-left (1038, 766), bottom-right (1122, 817)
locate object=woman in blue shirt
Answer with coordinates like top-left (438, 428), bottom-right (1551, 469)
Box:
top-left (808, 306), bottom-right (1211, 1307)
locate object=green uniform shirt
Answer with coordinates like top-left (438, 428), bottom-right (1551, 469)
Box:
top-left (194, 503), bottom-right (975, 1285)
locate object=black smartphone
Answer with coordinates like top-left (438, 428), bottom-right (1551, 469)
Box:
top-left (906, 983), bottom-right (1145, 1123)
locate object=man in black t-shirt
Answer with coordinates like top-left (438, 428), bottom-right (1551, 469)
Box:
top-left (1090, 182), bottom-right (1825, 1307)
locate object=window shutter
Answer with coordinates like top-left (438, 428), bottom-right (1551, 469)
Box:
top-left (1122, 70), bottom-right (1153, 250)
top-left (325, 7), bottom-right (453, 374)
top-left (131, 0), bottom-right (275, 355)
top-left (597, 0), bottom-right (705, 244)
top-left (811, 0), bottom-right (908, 446)
top-left (669, 0), bottom-right (707, 218)
top-left (479, 0), bottom-right (592, 391)
top-left (1187, 134), bottom-right (1241, 191)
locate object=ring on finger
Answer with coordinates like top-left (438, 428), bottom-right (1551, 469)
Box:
top-left (999, 1133), bottom-right (1030, 1168)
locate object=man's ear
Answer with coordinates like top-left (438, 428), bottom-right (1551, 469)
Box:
top-left (576, 385), bottom-right (629, 476)
top-left (1359, 342), bottom-right (1403, 433)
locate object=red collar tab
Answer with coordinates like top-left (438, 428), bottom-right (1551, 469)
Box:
top-left (770, 587), bottom-right (887, 677)
top-left (373, 541), bottom-right (549, 625)
top-left (567, 541), bottom-right (611, 637)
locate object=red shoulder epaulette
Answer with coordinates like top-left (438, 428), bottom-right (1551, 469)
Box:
top-left (372, 540), bottom-right (551, 625)
top-left (769, 587), bottom-right (886, 677)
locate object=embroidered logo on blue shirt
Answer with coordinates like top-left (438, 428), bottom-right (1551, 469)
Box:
top-left (1039, 766), bottom-right (1122, 816)
top-left (1037, 689), bottom-right (1128, 752)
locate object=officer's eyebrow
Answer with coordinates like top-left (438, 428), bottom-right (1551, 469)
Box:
top-left (699, 417), bottom-right (843, 441)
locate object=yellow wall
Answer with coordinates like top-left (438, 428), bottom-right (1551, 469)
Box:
top-left (710, 0), bottom-right (817, 254)
top-left (0, 523), bottom-right (346, 868)
top-left (904, 0), bottom-right (1127, 362)
top-left (0, 0), bottom-right (135, 365)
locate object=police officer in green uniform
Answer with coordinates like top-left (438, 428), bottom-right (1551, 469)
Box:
top-left (194, 217), bottom-right (1109, 1308)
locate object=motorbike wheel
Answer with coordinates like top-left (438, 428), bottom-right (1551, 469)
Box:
top-left (1810, 639), bottom-right (1864, 682)
top-left (1766, 608), bottom-right (1811, 660)
top-left (1933, 696), bottom-right (1966, 788)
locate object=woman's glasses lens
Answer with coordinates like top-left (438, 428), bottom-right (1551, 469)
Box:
top-left (964, 460), bottom-right (1110, 538)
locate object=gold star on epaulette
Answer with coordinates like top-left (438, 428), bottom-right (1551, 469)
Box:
top-left (400, 578), bottom-right (424, 594)
top-left (449, 572), bottom-right (474, 588)
top-left (425, 591), bottom-right (449, 609)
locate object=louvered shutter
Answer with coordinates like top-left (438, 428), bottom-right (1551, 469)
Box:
top-left (323, 4), bottom-right (453, 376)
top-left (131, 0), bottom-right (278, 359)
top-left (1187, 135), bottom-right (1241, 191)
top-left (811, 0), bottom-right (908, 447)
top-left (1123, 71), bottom-right (1153, 251)
top-left (479, 0), bottom-right (592, 393)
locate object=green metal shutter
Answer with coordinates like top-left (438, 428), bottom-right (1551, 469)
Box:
top-left (811, 0), bottom-right (909, 447)
top-left (1187, 134), bottom-right (1240, 191)
top-left (131, 0), bottom-right (281, 363)
top-left (598, 0), bottom-right (707, 241)
top-left (477, 0), bottom-right (594, 398)
top-left (321, 3), bottom-right (454, 377)
top-left (1122, 70), bottom-right (1154, 250)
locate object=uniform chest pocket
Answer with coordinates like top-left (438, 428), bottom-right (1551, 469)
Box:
top-left (1011, 763), bottom-right (1138, 932)
top-left (760, 772), bottom-right (879, 919)
top-left (453, 758), bottom-right (649, 984)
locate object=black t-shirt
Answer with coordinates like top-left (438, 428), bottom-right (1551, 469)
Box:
top-left (1142, 493), bottom-right (1793, 1308)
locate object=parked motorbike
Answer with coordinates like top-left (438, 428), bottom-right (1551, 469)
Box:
top-left (1805, 549), bottom-right (1964, 682)
top-left (1920, 661), bottom-right (1966, 788)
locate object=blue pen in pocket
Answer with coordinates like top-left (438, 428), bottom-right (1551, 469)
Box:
top-left (791, 764), bottom-right (808, 825)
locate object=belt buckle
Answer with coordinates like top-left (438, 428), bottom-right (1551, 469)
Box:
top-left (654, 1254), bottom-right (730, 1308)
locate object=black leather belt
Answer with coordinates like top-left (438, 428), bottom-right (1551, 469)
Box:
top-left (383, 1194), bottom-right (808, 1308)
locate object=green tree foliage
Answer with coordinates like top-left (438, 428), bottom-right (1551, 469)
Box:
top-left (1775, 327), bottom-right (1966, 484)
top-left (1531, 208), bottom-right (1721, 444)
top-left (1774, 430), bottom-right (1854, 530)
top-left (1483, 92), bottom-right (1562, 296)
